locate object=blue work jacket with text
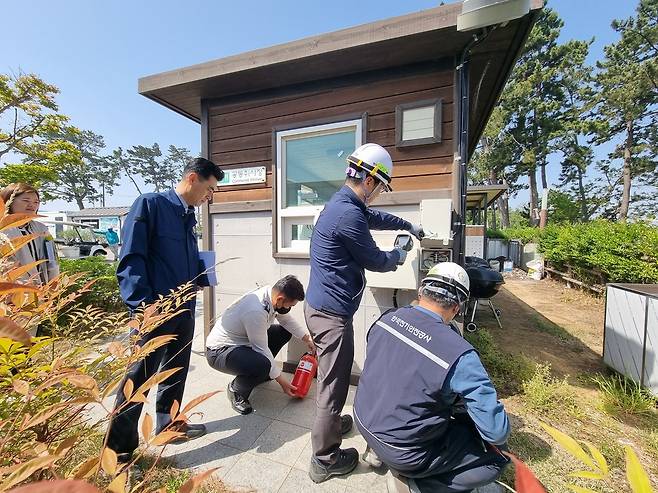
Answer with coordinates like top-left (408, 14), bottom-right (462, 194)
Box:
top-left (306, 185), bottom-right (411, 318)
top-left (116, 189), bottom-right (208, 314)
top-left (354, 306), bottom-right (510, 470)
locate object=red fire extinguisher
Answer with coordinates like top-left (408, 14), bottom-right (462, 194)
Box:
top-left (291, 352), bottom-right (317, 398)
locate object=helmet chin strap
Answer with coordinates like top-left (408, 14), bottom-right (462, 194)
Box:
top-left (362, 180), bottom-right (381, 204)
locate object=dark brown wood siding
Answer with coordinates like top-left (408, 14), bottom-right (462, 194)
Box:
top-left (208, 62), bottom-right (455, 203)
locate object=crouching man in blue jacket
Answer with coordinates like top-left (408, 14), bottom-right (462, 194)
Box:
top-left (305, 143), bottom-right (425, 483)
top-left (106, 158), bottom-right (224, 466)
top-left (353, 262), bottom-right (510, 493)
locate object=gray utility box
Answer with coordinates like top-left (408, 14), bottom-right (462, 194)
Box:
top-left (603, 284), bottom-right (658, 395)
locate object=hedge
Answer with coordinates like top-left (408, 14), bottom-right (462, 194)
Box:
top-left (539, 221), bottom-right (658, 284)
top-left (487, 226), bottom-right (542, 244)
top-left (490, 221), bottom-right (658, 284)
top-left (59, 257), bottom-right (124, 312)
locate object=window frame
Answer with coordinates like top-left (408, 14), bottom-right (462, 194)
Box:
top-left (272, 113), bottom-right (366, 257)
top-left (395, 98), bottom-right (443, 148)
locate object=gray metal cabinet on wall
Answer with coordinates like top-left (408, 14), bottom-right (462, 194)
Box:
top-left (603, 284), bottom-right (658, 395)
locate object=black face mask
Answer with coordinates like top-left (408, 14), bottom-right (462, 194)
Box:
top-left (275, 306), bottom-right (291, 314)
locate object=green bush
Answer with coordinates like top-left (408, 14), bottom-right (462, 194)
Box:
top-left (489, 220), bottom-right (658, 283)
top-left (487, 226), bottom-right (541, 244)
top-left (539, 220), bottom-right (658, 284)
top-left (59, 257), bottom-right (124, 312)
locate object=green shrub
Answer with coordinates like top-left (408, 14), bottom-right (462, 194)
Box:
top-left (522, 363), bottom-right (577, 415)
top-left (592, 373), bottom-right (657, 416)
top-left (491, 220), bottom-right (658, 283)
top-left (487, 226), bottom-right (541, 244)
top-left (59, 257), bottom-right (124, 312)
top-left (539, 220), bottom-right (658, 284)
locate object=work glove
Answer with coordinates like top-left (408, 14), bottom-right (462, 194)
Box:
top-left (395, 247), bottom-right (408, 265)
top-left (409, 223), bottom-right (425, 240)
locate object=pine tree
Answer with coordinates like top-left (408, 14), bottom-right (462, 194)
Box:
top-left (594, 0), bottom-right (658, 220)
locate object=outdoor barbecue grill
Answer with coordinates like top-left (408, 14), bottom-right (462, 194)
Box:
top-left (464, 258), bottom-right (505, 332)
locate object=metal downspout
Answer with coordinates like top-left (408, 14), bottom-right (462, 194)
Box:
top-left (455, 29), bottom-right (492, 266)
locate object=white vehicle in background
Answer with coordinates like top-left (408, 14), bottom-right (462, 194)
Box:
top-left (42, 220), bottom-right (109, 259)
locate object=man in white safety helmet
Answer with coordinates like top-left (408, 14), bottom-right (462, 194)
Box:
top-left (305, 142), bottom-right (424, 483)
top-left (353, 262), bottom-right (511, 493)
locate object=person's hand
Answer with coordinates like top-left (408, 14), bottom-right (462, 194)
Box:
top-left (276, 376), bottom-right (299, 397)
top-left (302, 334), bottom-right (316, 354)
top-left (409, 224), bottom-right (425, 240)
top-left (395, 247), bottom-right (408, 265)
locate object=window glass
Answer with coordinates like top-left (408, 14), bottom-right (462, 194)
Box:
top-left (284, 129), bottom-right (356, 207)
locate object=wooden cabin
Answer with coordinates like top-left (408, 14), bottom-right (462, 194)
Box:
top-left (139, 1), bottom-right (541, 377)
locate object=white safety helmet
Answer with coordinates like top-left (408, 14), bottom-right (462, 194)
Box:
top-left (346, 143), bottom-right (394, 191)
top-left (420, 262), bottom-right (470, 304)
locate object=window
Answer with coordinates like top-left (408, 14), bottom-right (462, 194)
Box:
top-left (276, 118), bottom-right (363, 254)
top-left (395, 99), bottom-right (442, 147)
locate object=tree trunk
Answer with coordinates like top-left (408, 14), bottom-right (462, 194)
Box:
top-left (529, 167), bottom-right (539, 225)
top-left (618, 120), bottom-right (633, 221)
top-left (577, 165), bottom-right (588, 222)
top-left (540, 157), bottom-right (548, 190)
top-left (498, 179), bottom-right (510, 228)
top-left (76, 197), bottom-right (85, 210)
top-left (487, 168), bottom-right (499, 230)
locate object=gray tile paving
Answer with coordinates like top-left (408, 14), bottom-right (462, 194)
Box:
top-left (278, 468), bottom-right (347, 493)
top-left (223, 453), bottom-right (291, 493)
top-left (248, 420), bottom-right (310, 467)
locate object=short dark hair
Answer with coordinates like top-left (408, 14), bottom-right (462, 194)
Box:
top-left (273, 275), bottom-right (305, 302)
top-left (345, 176), bottom-right (362, 187)
top-left (183, 157), bottom-right (225, 181)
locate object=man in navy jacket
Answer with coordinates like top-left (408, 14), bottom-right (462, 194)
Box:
top-left (305, 143), bottom-right (424, 483)
top-left (106, 158), bottom-right (224, 464)
top-left (354, 262), bottom-right (510, 492)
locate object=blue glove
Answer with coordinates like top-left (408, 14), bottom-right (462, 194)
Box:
top-left (395, 247), bottom-right (408, 265)
top-left (409, 224), bottom-right (425, 240)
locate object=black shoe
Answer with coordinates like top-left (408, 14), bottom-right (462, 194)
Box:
top-left (165, 422), bottom-right (207, 444)
top-left (340, 414), bottom-right (353, 435)
top-left (116, 452), bottom-right (132, 464)
top-left (309, 447), bottom-right (359, 483)
top-left (227, 382), bottom-right (253, 415)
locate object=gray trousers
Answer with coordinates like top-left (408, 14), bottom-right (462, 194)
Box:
top-left (304, 303), bottom-right (354, 465)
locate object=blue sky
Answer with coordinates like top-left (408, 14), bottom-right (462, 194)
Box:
top-left (1, 0), bottom-right (636, 211)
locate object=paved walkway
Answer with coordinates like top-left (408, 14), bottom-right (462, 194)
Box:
top-left (142, 304), bottom-right (501, 493)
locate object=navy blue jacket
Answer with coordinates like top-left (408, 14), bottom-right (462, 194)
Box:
top-left (354, 306), bottom-right (509, 470)
top-left (117, 189), bottom-right (207, 313)
top-left (307, 186), bottom-right (411, 317)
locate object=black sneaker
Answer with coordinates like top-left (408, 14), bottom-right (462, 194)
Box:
top-left (227, 382), bottom-right (253, 415)
top-left (166, 422), bottom-right (207, 444)
top-left (309, 447), bottom-right (359, 483)
top-left (340, 414), bottom-right (353, 435)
